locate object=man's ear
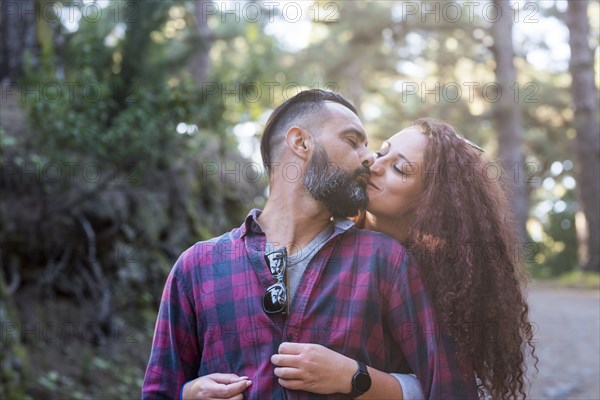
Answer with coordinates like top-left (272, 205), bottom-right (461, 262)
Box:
top-left (285, 126), bottom-right (312, 161)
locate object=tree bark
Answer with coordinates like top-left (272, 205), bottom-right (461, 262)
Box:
top-left (566, 0), bottom-right (600, 273)
top-left (0, 0), bottom-right (38, 82)
top-left (490, 0), bottom-right (529, 247)
top-left (191, 0), bottom-right (212, 86)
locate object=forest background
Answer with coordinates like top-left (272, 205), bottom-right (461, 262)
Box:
top-left (1, 0), bottom-right (599, 398)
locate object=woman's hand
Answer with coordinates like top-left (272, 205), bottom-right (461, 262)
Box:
top-left (181, 373), bottom-right (251, 400)
top-left (271, 342), bottom-right (356, 394)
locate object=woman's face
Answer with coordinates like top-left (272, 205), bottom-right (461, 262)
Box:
top-left (366, 127), bottom-right (427, 220)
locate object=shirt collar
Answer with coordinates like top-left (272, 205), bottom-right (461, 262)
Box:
top-left (240, 208), bottom-right (264, 238)
top-left (240, 209), bottom-right (355, 238)
top-left (332, 216), bottom-right (355, 232)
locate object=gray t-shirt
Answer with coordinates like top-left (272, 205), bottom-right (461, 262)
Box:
top-left (265, 222), bottom-right (334, 303)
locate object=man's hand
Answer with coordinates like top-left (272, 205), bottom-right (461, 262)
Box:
top-left (271, 342), bottom-right (356, 395)
top-left (181, 373), bottom-right (251, 400)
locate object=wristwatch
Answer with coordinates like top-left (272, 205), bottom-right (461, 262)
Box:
top-left (349, 360), bottom-right (371, 398)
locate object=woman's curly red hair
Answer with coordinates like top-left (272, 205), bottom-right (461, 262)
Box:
top-left (362, 118), bottom-right (537, 399)
top-left (411, 118), bottom-right (537, 399)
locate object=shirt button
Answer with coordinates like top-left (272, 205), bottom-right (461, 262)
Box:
top-left (287, 334), bottom-right (293, 341)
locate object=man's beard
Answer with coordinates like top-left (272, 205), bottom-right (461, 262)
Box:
top-left (304, 145), bottom-right (370, 217)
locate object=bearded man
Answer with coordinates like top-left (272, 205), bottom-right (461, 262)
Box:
top-left (142, 89), bottom-right (477, 400)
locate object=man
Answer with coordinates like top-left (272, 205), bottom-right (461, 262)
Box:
top-left (142, 89), bottom-right (477, 399)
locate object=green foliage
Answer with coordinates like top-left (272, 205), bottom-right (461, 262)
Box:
top-left (531, 208), bottom-right (578, 278)
top-left (557, 271), bottom-right (600, 290)
top-left (2, 1), bottom-right (269, 398)
top-left (0, 275), bottom-right (29, 400)
top-left (22, 0), bottom-right (223, 170)
top-left (527, 156), bottom-right (580, 278)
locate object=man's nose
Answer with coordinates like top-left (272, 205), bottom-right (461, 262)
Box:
top-left (361, 150), bottom-right (376, 168)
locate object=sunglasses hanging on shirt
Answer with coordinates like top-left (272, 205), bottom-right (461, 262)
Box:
top-left (262, 247), bottom-right (288, 315)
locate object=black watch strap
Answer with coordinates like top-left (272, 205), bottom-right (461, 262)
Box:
top-left (349, 360), bottom-right (371, 398)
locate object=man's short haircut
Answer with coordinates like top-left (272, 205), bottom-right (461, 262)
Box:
top-left (260, 89), bottom-right (358, 175)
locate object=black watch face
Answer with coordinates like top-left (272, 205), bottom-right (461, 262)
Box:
top-left (355, 372), bottom-right (371, 392)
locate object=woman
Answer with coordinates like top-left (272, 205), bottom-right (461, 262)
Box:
top-left (185, 119), bottom-right (536, 399)
top-left (358, 118), bottom-right (537, 399)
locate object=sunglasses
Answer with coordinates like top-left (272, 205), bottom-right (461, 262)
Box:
top-left (463, 138), bottom-right (485, 153)
top-left (262, 248), bottom-right (288, 315)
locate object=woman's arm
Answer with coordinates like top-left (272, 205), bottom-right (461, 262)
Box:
top-left (271, 342), bottom-right (418, 399)
top-left (390, 374), bottom-right (424, 400)
top-left (360, 366), bottom-right (405, 399)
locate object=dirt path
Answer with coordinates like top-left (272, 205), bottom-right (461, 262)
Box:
top-left (527, 284), bottom-right (600, 400)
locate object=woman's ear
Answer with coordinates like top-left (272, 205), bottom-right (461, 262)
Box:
top-left (285, 126), bottom-right (312, 160)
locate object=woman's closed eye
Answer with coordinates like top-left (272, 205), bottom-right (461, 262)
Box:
top-left (393, 165), bottom-right (406, 175)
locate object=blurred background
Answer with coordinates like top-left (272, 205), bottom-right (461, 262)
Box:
top-left (1, 0), bottom-right (598, 399)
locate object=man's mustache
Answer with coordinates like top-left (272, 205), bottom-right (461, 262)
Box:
top-left (353, 166), bottom-right (371, 184)
top-left (354, 165), bottom-right (370, 177)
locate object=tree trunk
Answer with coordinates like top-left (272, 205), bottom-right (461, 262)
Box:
top-left (566, 0), bottom-right (600, 273)
top-left (490, 0), bottom-right (529, 246)
top-left (0, 0), bottom-right (38, 82)
top-left (191, 0), bottom-right (212, 86)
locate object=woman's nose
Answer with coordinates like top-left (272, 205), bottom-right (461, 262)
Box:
top-left (370, 155), bottom-right (384, 175)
